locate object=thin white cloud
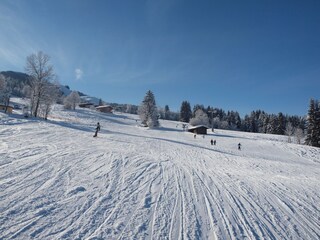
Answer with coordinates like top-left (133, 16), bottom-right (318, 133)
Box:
top-left (75, 68), bottom-right (83, 80)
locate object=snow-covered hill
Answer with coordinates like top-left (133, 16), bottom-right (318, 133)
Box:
top-left (1, 104), bottom-right (319, 240)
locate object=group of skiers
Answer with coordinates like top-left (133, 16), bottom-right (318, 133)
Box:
top-left (209, 138), bottom-right (241, 150)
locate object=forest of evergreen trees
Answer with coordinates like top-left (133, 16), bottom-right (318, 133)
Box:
top-left (108, 96), bottom-right (319, 147)
top-left (160, 99), bottom-right (319, 147)
top-left (178, 102), bottom-right (305, 135)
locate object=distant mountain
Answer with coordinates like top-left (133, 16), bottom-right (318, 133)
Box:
top-left (80, 95), bottom-right (101, 105)
top-left (0, 71), bottom-right (30, 97)
top-left (1, 70), bottom-right (89, 98)
top-left (1, 70), bottom-right (138, 111)
top-left (59, 85), bottom-right (72, 96)
top-left (0, 71), bottom-right (30, 84)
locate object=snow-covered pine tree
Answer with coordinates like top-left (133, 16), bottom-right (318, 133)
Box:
top-left (267, 114), bottom-right (278, 134)
top-left (138, 90), bottom-right (159, 128)
top-left (315, 101), bottom-right (320, 147)
top-left (241, 115), bottom-right (250, 132)
top-left (164, 105), bottom-right (170, 120)
top-left (250, 111), bottom-right (258, 132)
top-left (235, 112), bottom-right (242, 129)
top-left (276, 112), bottom-right (286, 135)
top-left (179, 101), bottom-right (192, 123)
top-left (305, 99), bottom-right (320, 147)
top-left (260, 112), bottom-right (269, 133)
top-left (226, 110), bottom-right (241, 130)
top-left (0, 74), bottom-right (11, 113)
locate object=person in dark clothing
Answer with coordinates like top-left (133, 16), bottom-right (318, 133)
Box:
top-left (93, 122), bottom-right (100, 137)
top-left (93, 129), bottom-right (98, 137)
top-left (214, 140), bottom-right (216, 145)
top-left (238, 143), bottom-right (241, 150)
top-left (210, 139), bottom-right (213, 145)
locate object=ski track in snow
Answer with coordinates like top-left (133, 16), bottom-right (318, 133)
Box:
top-left (0, 106), bottom-right (320, 240)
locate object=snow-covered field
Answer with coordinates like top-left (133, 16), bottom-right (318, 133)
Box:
top-left (1, 102), bottom-right (320, 240)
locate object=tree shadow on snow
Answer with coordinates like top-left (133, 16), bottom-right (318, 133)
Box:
top-left (46, 119), bottom-right (94, 133)
top-left (67, 108), bottom-right (134, 126)
top-left (157, 126), bottom-right (185, 133)
top-left (212, 132), bottom-right (250, 140)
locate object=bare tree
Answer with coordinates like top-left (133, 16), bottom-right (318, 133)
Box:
top-left (285, 122), bottom-right (294, 143)
top-left (39, 83), bottom-right (60, 119)
top-left (22, 85), bottom-right (31, 97)
top-left (64, 91), bottom-right (80, 110)
top-left (294, 128), bottom-right (304, 145)
top-left (25, 51), bottom-right (56, 117)
top-left (189, 109), bottom-right (209, 127)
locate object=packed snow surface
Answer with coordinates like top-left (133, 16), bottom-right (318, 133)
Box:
top-left (1, 104), bottom-right (320, 240)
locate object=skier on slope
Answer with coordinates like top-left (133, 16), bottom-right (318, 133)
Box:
top-left (238, 143), bottom-right (241, 150)
top-left (93, 122), bottom-right (100, 137)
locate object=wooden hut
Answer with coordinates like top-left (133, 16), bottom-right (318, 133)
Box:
top-left (188, 125), bottom-right (209, 135)
top-left (96, 105), bottom-right (113, 113)
top-left (79, 103), bottom-right (94, 108)
top-left (0, 104), bottom-right (13, 114)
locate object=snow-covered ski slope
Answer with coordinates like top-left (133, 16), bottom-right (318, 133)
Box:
top-left (1, 104), bottom-right (319, 240)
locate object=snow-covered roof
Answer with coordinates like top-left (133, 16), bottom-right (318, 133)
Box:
top-left (96, 105), bottom-right (113, 109)
top-left (188, 125), bottom-right (209, 130)
top-left (59, 85), bottom-right (72, 96)
top-left (0, 104), bottom-right (13, 108)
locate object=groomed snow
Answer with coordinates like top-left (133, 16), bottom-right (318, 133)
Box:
top-left (1, 103), bottom-right (319, 239)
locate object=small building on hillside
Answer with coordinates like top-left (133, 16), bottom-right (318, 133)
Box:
top-left (96, 105), bottom-right (113, 113)
top-left (79, 103), bottom-right (94, 108)
top-left (0, 104), bottom-right (13, 114)
top-left (188, 125), bottom-right (209, 135)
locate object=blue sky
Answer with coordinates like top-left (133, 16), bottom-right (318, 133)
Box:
top-left (0, 0), bottom-right (319, 116)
